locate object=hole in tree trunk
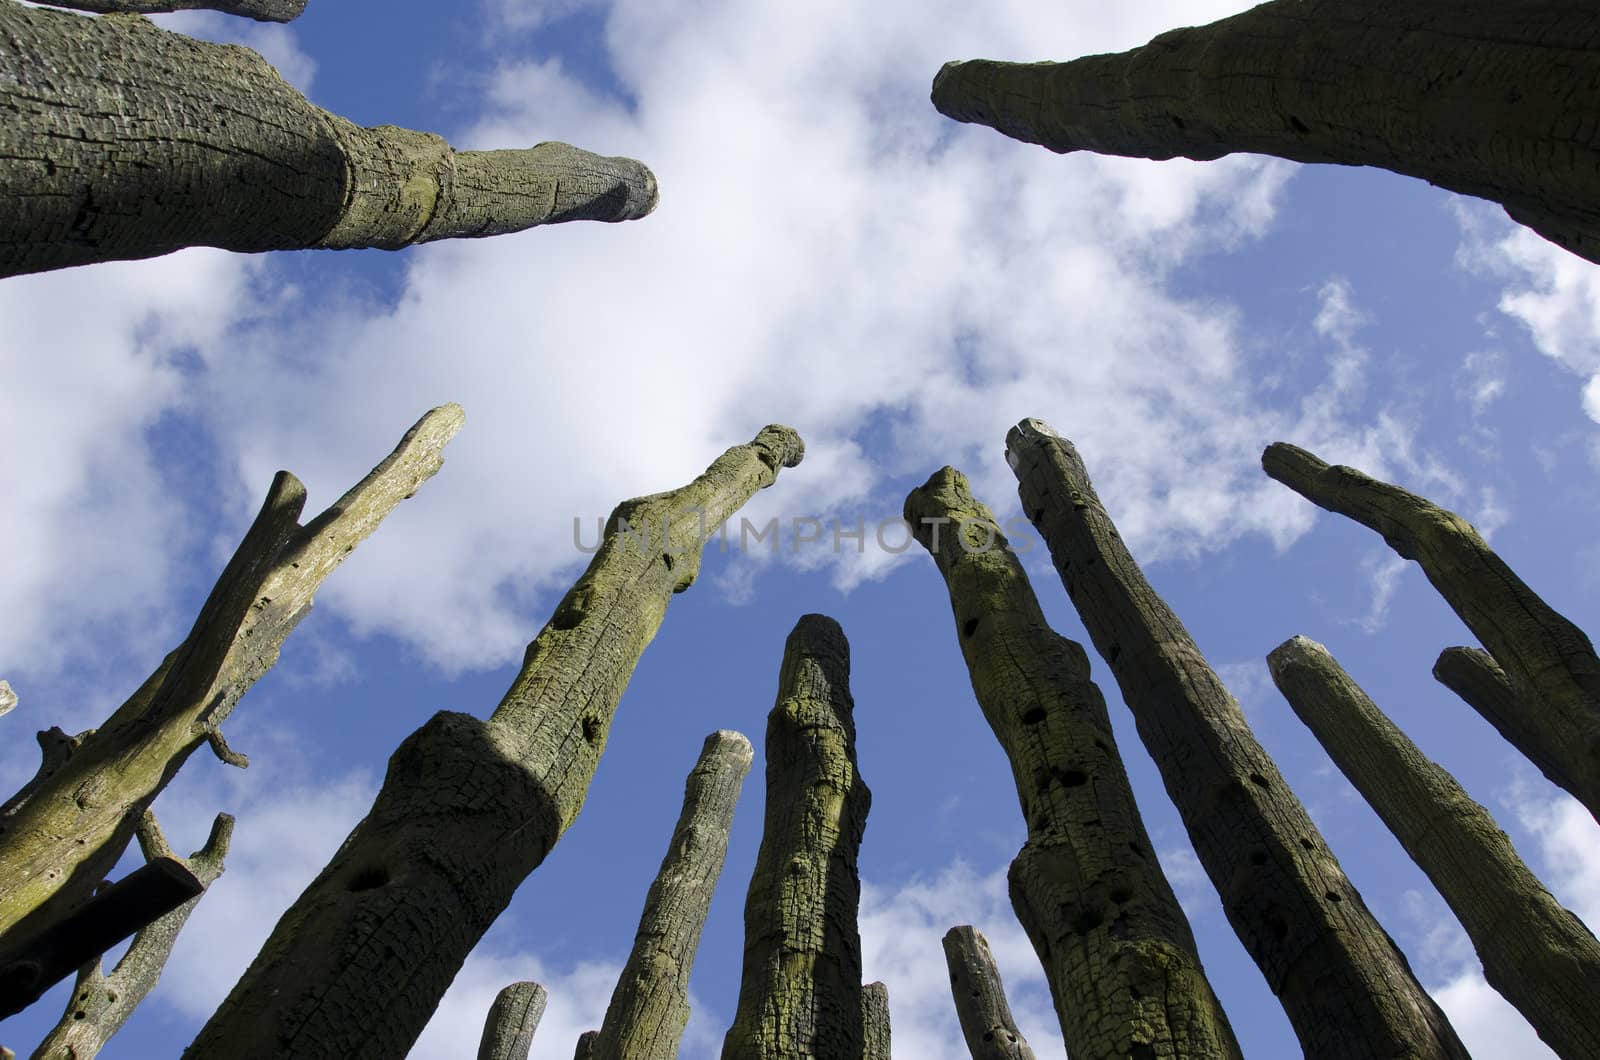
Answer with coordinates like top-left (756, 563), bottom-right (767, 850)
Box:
top-left (348, 866), bottom-right (390, 892)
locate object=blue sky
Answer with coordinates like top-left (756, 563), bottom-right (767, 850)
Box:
top-left (4, 0), bottom-right (1600, 1056)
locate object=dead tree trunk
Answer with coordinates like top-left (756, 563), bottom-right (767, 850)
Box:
top-left (1006, 419), bottom-right (1468, 1059)
top-left (930, 0), bottom-right (1600, 264)
top-left (1263, 442), bottom-right (1600, 821)
top-left (478, 982), bottom-right (547, 1060)
top-left (905, 467), bottom-right (1238, 1059)
top-left (0, 1), bottom-right (657, 277)
top-left (33, 0), bottom-right (305, 19)
top-left (187, 426), bottom-right (804, 1060)
top-left (1432, 646), bottom-right (1576, 797)
top-left (861, 982), bottom-right (890, 1060)
top-left (721, 614), bottom-right (871, 1060)
top-left (585, 730), bottom-right (754, 1060)
top-left (1269, 635), bottom-right (1600, 1059)
top-left (30, 812), bottom-right (232, 1060)
top-left (0, 405), bottom-right (462, 972)
top-left (941, 926), bottom-right (1037, 1060)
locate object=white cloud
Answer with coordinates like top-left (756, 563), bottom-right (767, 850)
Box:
top-left (1457, 350), bottom-right (1507, 416)
top-left (1352, 552), bottom-right (1410, 634)
top-left (155, 0), bottom-right (1460, 672)
top-left (1455, 203), bottom-right (1600, 425)
top-left (0, 249), bottom-right (259, 675)
top-left (858, 861), bottom-right (1066, 1058)
top-left (6, 0), bottom-right (1458, 681)
top-left (408, 950), bottom-right (619, 1058)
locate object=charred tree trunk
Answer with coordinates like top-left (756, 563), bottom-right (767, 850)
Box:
top-left (187, 426), bottom-right (803, 1060)
top-left (1269, 635), bottom-right (1600, 1059)
top-left (30, 812), bottom-right (232, 1060)
top-left (0, 405), bottom-right (462, 971)
top-left (33, 0), bottom-right (305, 19)
top-left (1432, 646), bottom-right (1576, 797)
top-left (1263, 442), bottom-right (1600, 821)
top-left (941, 926), bottom-right (1037, 1060)
top-left (931, 0), bottom-right (1600, 264)
top-left (585, 730), bottom-right (754, 1060)
top-left (721, 614), bottom-right (871, 1060)
top-left (0, 1), bottom-right (657, 277)
top-left (861, 982), bottom-right (889, 1060)
top-left (1006, 419), bottom-right (1468, 1059)
top-left (478, 982), bottom-right (547, 1060)
top-left (905, 467), bottom-right (1238, 1059)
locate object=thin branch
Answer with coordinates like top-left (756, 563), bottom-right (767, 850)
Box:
top-left (32, 811), bottom-right (233, 1060)
top-left (0, 857), bottom-right (202, 1018)
top-left (0, 405), bottom-right (464, 972)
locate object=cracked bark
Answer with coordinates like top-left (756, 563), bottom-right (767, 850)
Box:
top-left (861, 981), bottom-right (889, 1060)
top-left (31, 811), bottom-right (232, 1060)
top-left (1007, 419), bottom-right (1468, 1059)
top-left (187, 426), bottom-right (803, 1060)
top-left (931, 0), bottom-right (1600, 264)
top-left (1269, 635), bottom-right (1600, 1059)
top-left (1432, 646), bottom-right (1575, 796)
top-left (721, 614), bottom-right (871, 1060)
top-left (32, 0), bottom-right (306, 20)
top-left (906, 467), bottom-right (1238, 1059)
top-left (478, 981), bottom-right (547, 1060)
top-left (585, 730), bottom-right (753, 1060)
top-left (0, 404), bottom-right (462, 987)
top-left (941, 926), bottom-right (1037, 1060)
top-left (0, 1), bottom-right (658, 277)
top-left (1263, 441), bottom-right (1600, 822)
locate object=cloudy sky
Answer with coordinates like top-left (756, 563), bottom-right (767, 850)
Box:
top-left (4, 0), bottom-right (1600, 1055)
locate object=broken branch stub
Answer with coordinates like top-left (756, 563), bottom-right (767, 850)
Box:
top-left (187, 426), bottom-right (802, 1060)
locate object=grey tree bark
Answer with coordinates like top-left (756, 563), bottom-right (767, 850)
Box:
top-left (31, 811), bottom-right (233, 1060)
top-left (586, 730), bottom-right (754, 1060)
top-left (478, 981), bottom-right (548, 1060)
top-left (33, 0), bottom-right (306, 20)
top-left (1269, 635), bottom-right (1600, 1060)
top-left (905, 467), bottom-right (1238, 1059)
top-left (1006, 419), bottom-right (1469, 1059)
top-left (1263, 442), bottom-right (1600, 822)
top-left (0, 1), bottom-right (657, 277)
top-left (722, 614), bottom-right (871, 1060)
top-left (0, 405), bottom-right (461, 966)
top-left (861, 981), bottom-right (889, 1060)
top-left (941, 926), bottom-right (1037, 1060)
top-left (1432, 647), bottom-right (1575, 797)
top-left (186, 426), bottom-right (804, 1060)
top-left (930, 0), bottom-right (1600, 264)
